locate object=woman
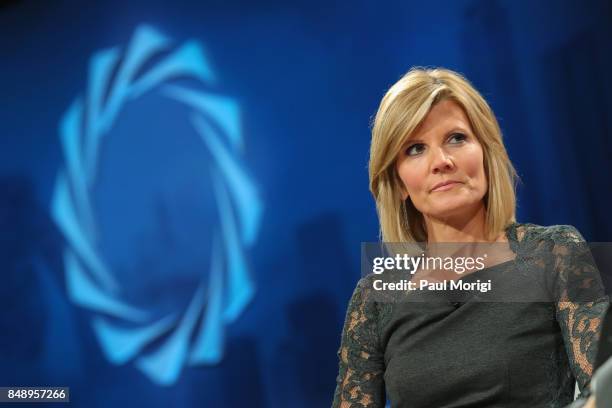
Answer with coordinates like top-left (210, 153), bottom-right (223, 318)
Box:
top-left (332, 67), bottom-right (609, 407)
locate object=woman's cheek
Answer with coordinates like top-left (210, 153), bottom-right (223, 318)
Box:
top-left (404, 168), bottom-right (426, 195)
top-left (461, 147), bottom-right (485, 178)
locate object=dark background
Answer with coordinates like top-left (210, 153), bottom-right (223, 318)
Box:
top-left (1, 0), bottom-right (611, 407)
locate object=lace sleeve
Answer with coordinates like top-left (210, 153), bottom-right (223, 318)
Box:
top-left (332, 277), bottom-right (386, 408)
top-left (550, 225), bottom-right (610, 399)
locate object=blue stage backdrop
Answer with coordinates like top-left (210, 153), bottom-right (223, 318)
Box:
top-left (1, 0), bottom-right (611, 407)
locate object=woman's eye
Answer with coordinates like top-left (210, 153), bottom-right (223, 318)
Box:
top-left (405, 143), bottom-right (425, 156)
top-left (448, 133), bottom-right (467, 144)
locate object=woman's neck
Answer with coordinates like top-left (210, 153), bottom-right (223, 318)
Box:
top-left (424, 204), bottom-right (492, 244)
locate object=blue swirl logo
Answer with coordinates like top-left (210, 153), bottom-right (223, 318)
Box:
top-left (51, 25), bottom-right (263, 385)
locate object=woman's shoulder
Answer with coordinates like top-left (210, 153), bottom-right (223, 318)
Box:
top-left (352, 273), bottom-right (387, 303)
top-left (347, 274), bottom-right (379, 305)
top-left (511, 222), bottom-right (586, 245)
top-left (347, 274), bottom-right (396, 327)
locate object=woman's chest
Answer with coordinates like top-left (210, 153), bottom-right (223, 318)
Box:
top-left (381, 302), bottom-right (566, 407)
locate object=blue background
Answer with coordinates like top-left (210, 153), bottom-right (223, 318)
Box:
top-left (1, 0), bottom-right (611, 407)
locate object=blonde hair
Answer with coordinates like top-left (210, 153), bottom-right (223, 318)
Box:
top-left (368, 67), bottom-right (518, 242)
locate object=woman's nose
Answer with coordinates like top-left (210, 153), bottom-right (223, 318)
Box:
top-left (431, 147), bottom-right (455, 173)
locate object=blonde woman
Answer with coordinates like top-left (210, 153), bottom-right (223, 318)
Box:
top-left (331, 67), bottom-right (609, 408)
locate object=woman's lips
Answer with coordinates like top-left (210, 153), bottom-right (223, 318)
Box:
top-left (431, 181), bottom-right (462, 192)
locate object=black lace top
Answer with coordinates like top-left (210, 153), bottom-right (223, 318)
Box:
top-left (332, 223), bottom-right (610, 408)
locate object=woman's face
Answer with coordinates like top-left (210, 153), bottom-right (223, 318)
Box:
top-left (395, 99), bottom-right (487, 221)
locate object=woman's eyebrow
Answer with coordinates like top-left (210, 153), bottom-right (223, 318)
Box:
top-left (403, 136), bottom-right (422, 144)
top-left (446, 127), bottom-right (471, 136)
top-left (403, 127), bottom-right (471, 145)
